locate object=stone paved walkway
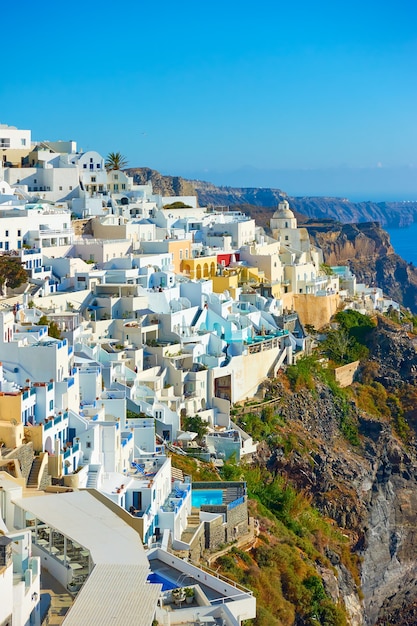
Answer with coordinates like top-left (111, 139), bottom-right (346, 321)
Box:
top-left (40, 569), bottom-right (74, 625)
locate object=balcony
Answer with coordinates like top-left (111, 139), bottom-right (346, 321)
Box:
top-left (38, 228), bottom-right (73, 235)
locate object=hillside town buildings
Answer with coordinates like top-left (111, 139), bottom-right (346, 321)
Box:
top-left (0, 123), bottom-right (398, 625)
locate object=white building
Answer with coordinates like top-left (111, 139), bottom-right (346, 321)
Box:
top-left (76, 151), bottom-right (108, 196)
top-left (0, 202), bottom-right (73, 251)
top-left (0, 475), bottom-right (41, 626)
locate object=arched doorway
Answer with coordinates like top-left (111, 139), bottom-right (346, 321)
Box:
top-left (44, 435), bottom-right (53, 455)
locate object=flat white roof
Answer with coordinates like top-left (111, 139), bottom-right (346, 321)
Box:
top-left (62, 564), bottom-right (160, 626)
top-left (13, 490), bottom-right (147, 566)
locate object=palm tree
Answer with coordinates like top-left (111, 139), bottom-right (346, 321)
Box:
top-left (105, 152), bottom-right (128, 171)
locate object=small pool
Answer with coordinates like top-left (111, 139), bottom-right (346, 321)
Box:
top-left (147, 572), bottom-right (177, 590)
top-left (192, 489), bottom-right (223, 508)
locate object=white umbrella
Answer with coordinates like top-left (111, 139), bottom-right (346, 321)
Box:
top-left (177, 431), bottom-right (198, 442)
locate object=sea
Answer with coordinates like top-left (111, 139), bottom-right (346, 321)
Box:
top-left (386, 223), bottom-right (417, 267)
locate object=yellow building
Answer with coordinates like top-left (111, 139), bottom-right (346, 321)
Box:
top-left (0, 391), bottom-right (26, 448)
top-left (0, 391), bottom-right (24, 423)
top-left (181, 255), bottom-right (217, 279)
top-left (212, 273), bottom-right (239, 299)
top-left (167, 240), bottom-right (192, 274)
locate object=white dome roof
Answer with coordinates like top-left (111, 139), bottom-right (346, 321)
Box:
top-left (272, 200), bottom-right (295, 220)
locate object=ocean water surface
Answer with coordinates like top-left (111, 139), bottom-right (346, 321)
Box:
top-left (386, 222), bottom-right (417, 267)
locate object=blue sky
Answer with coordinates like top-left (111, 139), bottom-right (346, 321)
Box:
top-left (2, 0), bottom-right (416, 200)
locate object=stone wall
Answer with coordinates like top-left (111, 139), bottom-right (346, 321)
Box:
top-left (334, 361), bottom-right (360, 388)
top-left (225, 500), bottom-right (249, 542)
top-left (293, 293), bottom-right (340, 330)
top-left (204, 515), bottom-right (226, 551)
top-left (202, 499), bottom-right (249, 550)
top-left (39, 464), bottom-right (52, 490)
top-left (189, 524), bottom-right (206, 561)
top-left (3, 442), bottom-right (34, 480)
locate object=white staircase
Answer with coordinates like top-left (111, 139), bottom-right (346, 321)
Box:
top-left (86, 464), bottom-right (101, 488)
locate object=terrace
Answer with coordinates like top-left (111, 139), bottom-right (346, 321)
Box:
top-left (26, 515), bottom-right (92, 591)
top-left (160, 482), bottom-right (191, 513)
top-left (243, 329), bottom-right (288, 354)
top-left (149, 548), bottom-right (255, 626)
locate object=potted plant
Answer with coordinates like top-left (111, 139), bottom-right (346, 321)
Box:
top-left (184, 587), bottom-right (194, 604)
top-left (172, 588), bottom-right (185, 605)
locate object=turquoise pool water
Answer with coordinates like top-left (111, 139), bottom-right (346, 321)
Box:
top-left (147, 572), bottom-right (176, 590)
top-left (192, 489), bottom-right (223, 507)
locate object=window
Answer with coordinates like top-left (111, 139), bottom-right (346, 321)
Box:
top-left (114, 184), bottom-right (118, 191)
top-left (86, 441), bottom-right (91, 449)
top-left (114, 174), bottom-right (118, 180)
top-left (49, 400), bottom-right (53, 411)
top-left (83, 164), bottom-right (87, 169)
top-left (5, 230), bottom-right (8, 237)
top-left (33, 179), bottom-right (37, 183)
top-left (91, 176), bottom-right (96, 183)
top-left (59, 186), bottom-right (63, 191)
top-left (0, 243), bottom-right (3, 248)
top-left (121, 184), bottom-right (126, 190)
top-left (21, 138), bottom-right (26, 146)
top-left (90, 158), bottom-right (93, 163)
top-left (17, 230), bottom-right (21, 236)
top-left (69, 186), bottom-right (72, 190)
top-left (179, 249), bottom-right (183, 260)
top-left (185, 249), bottom-right (189, 259)
top-left (96, 163), bottom-right (101, 169)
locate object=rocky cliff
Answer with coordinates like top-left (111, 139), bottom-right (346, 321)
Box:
top-left (125, 167), bottom-right (197, 197)
top-left (252, 317), bottom-right (417, 625)
top-left (191, 180), bottom-right (417, 228)
top-left (286, 198), bottom-right (417, 229)
top-left (306, 220), bottom-right (417, 313)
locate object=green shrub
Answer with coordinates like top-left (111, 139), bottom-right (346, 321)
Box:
top-left (286, 356), bottom-right (319, 391)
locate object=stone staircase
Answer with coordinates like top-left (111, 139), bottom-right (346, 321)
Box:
top-left (27, 456), bottom-right (43, 488)
top-left (180, 508), bottom-right (202, 545)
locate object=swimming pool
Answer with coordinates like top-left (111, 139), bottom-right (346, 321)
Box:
top-left (147, 572), bottom-right (177, 590)
top-left (192, 489), bottom-right (223, 508)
